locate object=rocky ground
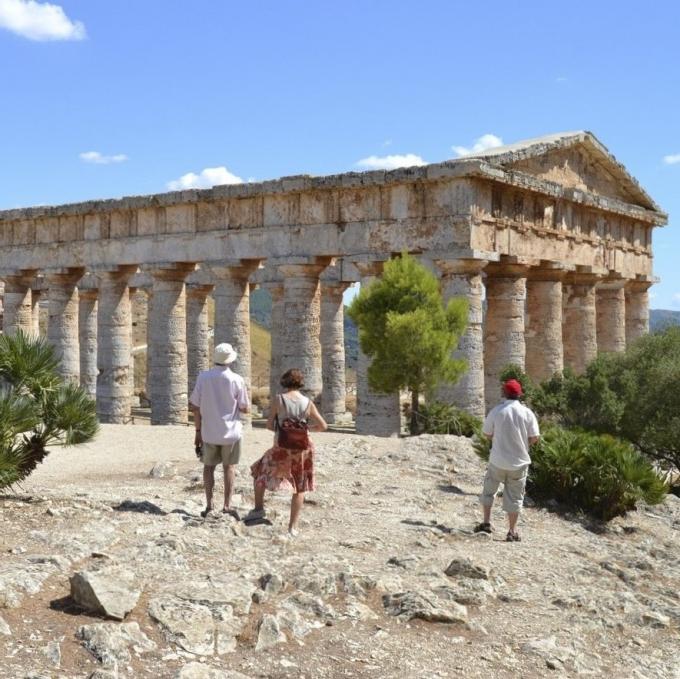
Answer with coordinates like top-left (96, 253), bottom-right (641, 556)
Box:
top-left (1, 424), bottom-right (679, 679)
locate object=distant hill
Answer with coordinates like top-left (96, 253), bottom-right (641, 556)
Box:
top-left (250, 288), bottom-right (359, 368)
top-left (650, 309), bottom-right (680, 332)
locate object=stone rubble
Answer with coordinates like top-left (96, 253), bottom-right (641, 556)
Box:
top-left (0, 427), bottom-right (678, 678)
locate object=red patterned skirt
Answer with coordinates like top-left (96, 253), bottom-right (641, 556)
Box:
top-left (250, 442), bottom-right (315, 493)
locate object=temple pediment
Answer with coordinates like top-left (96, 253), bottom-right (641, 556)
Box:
top-left (462, 131), bottom-right (659, 212)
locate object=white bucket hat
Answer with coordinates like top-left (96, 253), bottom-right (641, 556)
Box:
top-left (214, 343), bottom-right (237, 365)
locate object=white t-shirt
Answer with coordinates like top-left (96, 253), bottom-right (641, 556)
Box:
top-left (482, 399), bottom-right (540, 470)
top-left (189, 366), bottom-right (249, 445)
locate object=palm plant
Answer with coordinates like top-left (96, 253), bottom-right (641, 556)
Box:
top-left (0, 331), bottom-right (99, 491)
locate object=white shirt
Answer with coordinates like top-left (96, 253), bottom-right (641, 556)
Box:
top-left (483, 399), bottom-right (540, 470)
top-left (189, 366), bottom-right (249, 445)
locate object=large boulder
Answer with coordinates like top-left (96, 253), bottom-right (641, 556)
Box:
top-left (70, 566), bottom-right (141, 620)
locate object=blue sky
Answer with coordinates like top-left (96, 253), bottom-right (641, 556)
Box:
top-left (0, 0), bottom-right (678, 308)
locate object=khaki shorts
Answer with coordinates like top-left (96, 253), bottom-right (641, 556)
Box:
top-left (202, 439), bottom-right (242, 466)
top-left (480, 463), bottom-right (528, 514)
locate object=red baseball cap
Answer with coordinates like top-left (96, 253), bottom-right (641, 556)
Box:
top-left (503, 379), bottom-right (523, 397)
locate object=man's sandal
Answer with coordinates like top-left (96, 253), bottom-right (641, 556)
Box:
top-left (473, 522), bottom-right (492, 534)
top-left (506, 531), bottom-right (521, 542)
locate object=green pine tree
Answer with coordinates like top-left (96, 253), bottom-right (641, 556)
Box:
top-left (348, 253), bottom-right (468, 434)
top-left (0, 331), bottom-right (99, 491)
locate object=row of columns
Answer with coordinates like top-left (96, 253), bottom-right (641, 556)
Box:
top-left (436, 259), bottom-right (651, 415)
top-left (0, 259), bottom-right (353, 428)
top-left (0, 256), bottom-right (651, 434)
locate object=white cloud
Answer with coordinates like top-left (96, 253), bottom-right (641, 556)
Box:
top-left (355, 153), bottom-right (427, 170)
top-left (663, 154), bottom-right (680, 165)
top-left (167, 166), bottom-right (243, 191)
top-left (79, 151), bottom-right (128, 165)
top-left (452, 133), bottom-right (504, 157)
top-left (0, 0), bottom-right (85, 41)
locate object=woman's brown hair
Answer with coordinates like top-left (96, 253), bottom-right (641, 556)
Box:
top-left (280, 368), bottom-right (304, 390)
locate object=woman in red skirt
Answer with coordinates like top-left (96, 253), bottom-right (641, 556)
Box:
top-left (248, 369), bottom-right (327, 536)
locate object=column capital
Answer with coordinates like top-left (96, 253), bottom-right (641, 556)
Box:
top-left (208, 258), bottom-right (262, 281)
top-left (93, 264), bottom-right (138, 283)
top-left (44, 267), bottom-right (85, 284)
top-left (597, 274), bottom-right (628, 291)
top-left (143, 262), bottom-right (197, 281)
top-left (527, 262), bottom-right (574, 282)
top-left (564, 271), bottom-right (604, 286)
top-left (434, 258), bottom-right (488, 277)
top-left (349, 257), bottom-right (389, 278)
top-left (485, 261), bottom-right (530, 278)
top-left (0, 268), bottom-right (38, 286)
top-left (186, 282), bottom-right (214, 298)
top-left (625, 277), bottom-right (655, 293)
top-left (78, 288), bottom-right (99, 301)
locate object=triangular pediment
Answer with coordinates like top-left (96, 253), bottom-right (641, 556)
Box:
top-left (463, 131), bottom-right (659, 212)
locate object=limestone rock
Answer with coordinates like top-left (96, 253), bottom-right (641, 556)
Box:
top-left (167, 574), bottom-right (257, 616)
top-left (77, 622), bottom-right (155, 667)
top-left (70, 567), bottom-right (141, 620)
top-left (444, 557), bottom-right (490, 580)
top-left (383, 590), bottom-right (468, 623)
top-left (0, 614), bottom-right (10, 635)
top-left (640, 611), bottom-right (670, 628)
top-left (176, 663), bottom-right (253, 679)
top-left (0, 562), bottom-right (56, 608)
top-left (149, 461), bottom-right (177, 478)
top-left (255, 614), bottom-right (286, 651)
top-left (42, 640), bottom-right (61, 667)
top-left (149, 596), bottom-right (216, 656)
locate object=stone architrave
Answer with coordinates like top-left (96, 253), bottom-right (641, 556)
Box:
top-left (210, 260), bottom-right (261, 390)
top-left (147, 263), bottom-right (196, 425)
top-left (79, 288), bottom-right (98, 399)
top-left (435, 258), bottom-right (487, 419)
top-left (625, 280), bottom-right (652, 346)
top-left (352, 259), bottom-right (401, 436)
top-left (563, 271), bottom-right (601, 374)
top-left (596, 278), bottom-right (627, 354)
top-left (263, 280), bottom-right (284, 402)
top-left (484, 262), bottom-right (529, 411)
top-left (31, 289), bottom-right (42, 337)
top-left (525, 265), bottom-right (568, 383)
top-left (46, 267), bottom-right (85, 384)
top-left (275, 258), bottom-right (332, 404)
top-left (96, 266), bottom-right (137, 423)
top-left (1, 270), bottom-right (36, 335)
top-left (186, 283), bottom-right (213, 396)
top-left (320, 280), bottom-right (351, 424)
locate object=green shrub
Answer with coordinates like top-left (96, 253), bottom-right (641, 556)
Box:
top-left (472, 423), bottom-right (666, 521)
top-left (0, 331), bottom-right (99, 491)
top-left (416, 402), bottom-right (481, 437)
top-left (526, 327), bottom-right (680, 475)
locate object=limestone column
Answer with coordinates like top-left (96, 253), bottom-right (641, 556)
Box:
top-left (484, 263), bottom-right (528, 411)
top-left (353, 260), bottom-right (401, 436)
top-left (125, 288), bottom-right (134, 405)
top-left (525, 267), bottom-right (566, 382)
top-left (563, 272), bottom-right (600, 374)
top-left (625, 280), bottom-right (652, 346)
top-left (596, 279), bottom-right (627, 354)
top-left (321, 280), bottom-right (351, 423)
top-left (211, 261), bottom-right (260, 389)
top-left (31, 289), bottom-right (42, 337)
top-left (147, 263), bottom-right (195, 425)
top-left (263, 280), bottom-right (284, 401)
top-left (79, 288), bottom-right (98, 399)
top-left (144, 289), bottom-right (153, 403)
top-left (186, 283), bottom-right (213, 395)
top-left (276, 259), bottom-right (331, 403)
top-left (2, 271), bottom-right (36, 335)
top-left (96, 266), bottom-right (136, 423)
top-left (435, 259), bottom-right (487, 418)
top-left (46, 268), bottom-right (85, 383)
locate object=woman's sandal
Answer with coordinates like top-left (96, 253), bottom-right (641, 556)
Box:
top-left (473, 522), bottom-right (492, 534)
top-left (506, 531), bottom-right (521, 542)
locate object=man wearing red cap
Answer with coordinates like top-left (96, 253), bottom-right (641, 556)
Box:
top-left (475, 379), bottom-right (539, 541)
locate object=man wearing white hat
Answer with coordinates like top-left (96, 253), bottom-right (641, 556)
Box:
top-left (189, 342), bottom-right (250, 518)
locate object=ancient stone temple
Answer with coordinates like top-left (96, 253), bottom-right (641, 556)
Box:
top-left (0, 132), bottom-right (667, 433)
